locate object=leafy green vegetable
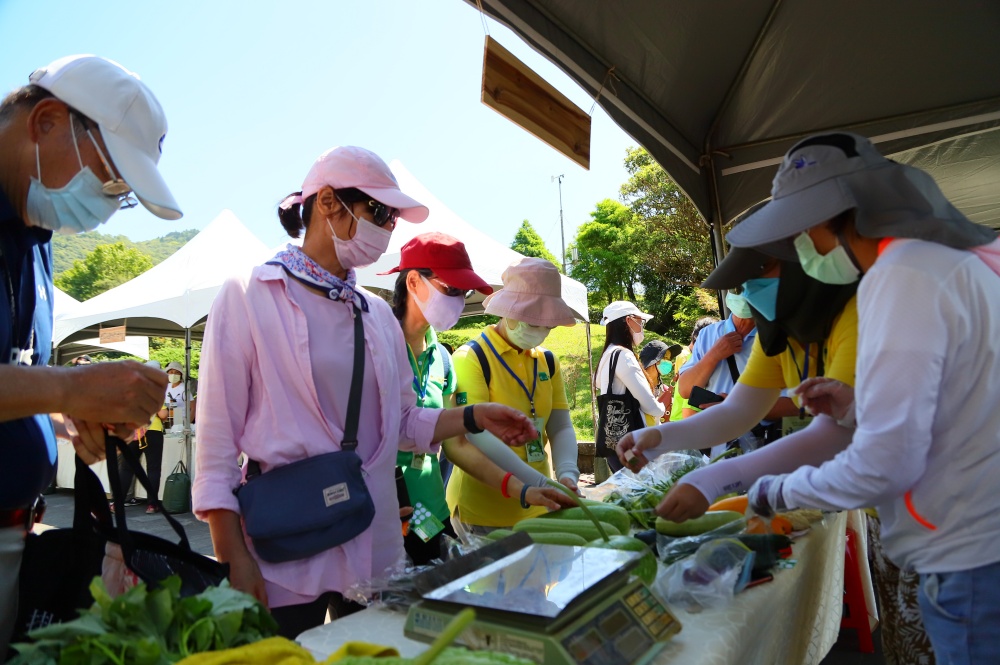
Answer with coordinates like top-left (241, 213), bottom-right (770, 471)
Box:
top-left (602, 458), bottom-right (701, 529)
top-left (10, 576), bottom-right (277, 665)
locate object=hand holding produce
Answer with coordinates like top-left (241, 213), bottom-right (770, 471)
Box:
top-left (793, 377), bottom-right (855, 426)
top-left (655, 483), bottom-right (711, 522)
top-left (613, 427), bottom-right (662, 471)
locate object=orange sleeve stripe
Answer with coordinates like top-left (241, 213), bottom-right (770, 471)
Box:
top-left (905, 490), bottom-right (937, 530)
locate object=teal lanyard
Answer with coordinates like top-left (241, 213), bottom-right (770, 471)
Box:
top-left (410, 345), bottom-right (434, 406)
top-left (481, 333), bottom-right (538, 417)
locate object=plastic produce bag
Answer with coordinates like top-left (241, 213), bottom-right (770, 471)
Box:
top-left (586, 452), bottom-right (707, 529)
top-left (656, 515), bottom-right (748, 565)
top-left (654, 538), bottom-right (755, 613)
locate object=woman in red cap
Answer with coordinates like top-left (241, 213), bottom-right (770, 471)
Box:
top-left (193, 146), bottom-right (540, 638)
top-left (384, 233), bottom-right (573, 564)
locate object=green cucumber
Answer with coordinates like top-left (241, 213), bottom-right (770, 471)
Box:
top-left (535, 505), bottom-right (631, 536)
top-left (585, 536), bottom-right (658, 585)
top-left (654, 510), bottom-right (744, 537)
top-left (485, 529), bottom-right (515, 542)
top-left (544, 479), bottom-right (610, 541)
top-left (513, 517), bottom-right (621, 542)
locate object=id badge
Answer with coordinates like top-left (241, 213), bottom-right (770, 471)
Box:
top-left (782, 415), bottom-right (813, 437)
top-left (525, 417), bottom-right (547, 463)
top-left (410, 502), bottom-right (445, 542)
top-left (411, 453), bottom-right (426, 471)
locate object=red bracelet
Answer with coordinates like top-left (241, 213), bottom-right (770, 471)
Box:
top-left (501, 472), bottom-right (514, 498)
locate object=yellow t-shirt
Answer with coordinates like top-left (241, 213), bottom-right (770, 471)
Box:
top-left (446, 324), bottom-right (569, 527)
top-left (739, 295), bottom-right (858, 402)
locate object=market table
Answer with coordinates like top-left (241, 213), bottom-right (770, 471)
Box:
top-left (297, 511), bottom-right (853, 665)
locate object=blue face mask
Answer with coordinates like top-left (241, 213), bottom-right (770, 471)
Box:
top-left (25, 119), bottom-right (121, 235)
top-left (794, 232), bottom-right (860, 285)
top-left (657, 360), bottom-right (673, 375)
top-left (741, 277), bottom-right (780, 321)
top-left (725, 291), bottom-right (753, 319)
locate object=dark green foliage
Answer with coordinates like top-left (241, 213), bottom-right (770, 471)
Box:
top-left (510, 220), bottom-right (561, 271)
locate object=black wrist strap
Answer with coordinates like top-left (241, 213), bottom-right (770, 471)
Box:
top-left (520, 482), bottom-right (531, 509)
top-left (464, 405), bottom-right (483, 433)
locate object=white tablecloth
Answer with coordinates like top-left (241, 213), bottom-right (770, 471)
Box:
top-left (55, 432), bottom-right (193, 499)
top-left (297, 512), bottom-right (852, 665)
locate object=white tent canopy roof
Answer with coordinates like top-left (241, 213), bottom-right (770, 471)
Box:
top-left (357, 161), bottom-right (589, 319)
top-left (53, 210), bottom-right (272, 346)
top-left (53, 289), bottom-right (149, 359)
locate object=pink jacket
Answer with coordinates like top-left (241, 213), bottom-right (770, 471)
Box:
top-left (192, 264), bottom-right (441, 602)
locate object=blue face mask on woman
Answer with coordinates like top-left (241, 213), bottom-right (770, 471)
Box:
top-left (741, 277), bottom-right (780, 321)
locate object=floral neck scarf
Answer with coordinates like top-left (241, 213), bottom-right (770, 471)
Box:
top-left (267, 245), bottom-right (369, 312)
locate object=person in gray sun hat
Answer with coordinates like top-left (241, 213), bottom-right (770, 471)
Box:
top-left (732, 131), bottom-right (1000, 663)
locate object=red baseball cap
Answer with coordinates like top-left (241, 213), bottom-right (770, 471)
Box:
top-left (379, 232), bottom-right (493, 294)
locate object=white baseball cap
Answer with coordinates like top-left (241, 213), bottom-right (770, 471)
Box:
top-left (599, 301), bottom-right (653, 326)
top-left (29, 55), bottom-right (182, 221)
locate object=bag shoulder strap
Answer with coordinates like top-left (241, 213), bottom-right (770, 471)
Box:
top-left (607, 349), bottom-right (623, 394)
top-left (726, 355), bottom-right (740, 383)
top-left (464, 338), bottom-right (491, 387)
top-left (543, 349), bottom-right (555, 377)
top-left (437, 342), bottom-right (453, 393)
top-left (340, 304), bottom-right (365, 450)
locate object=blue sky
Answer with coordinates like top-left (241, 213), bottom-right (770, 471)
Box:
top-left (0, 0), bottom-right (639, 257)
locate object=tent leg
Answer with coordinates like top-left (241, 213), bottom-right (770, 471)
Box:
top-left (586, 322), bottom-right (597, 439)
top-left (184, 327), bottom-right (193, 483)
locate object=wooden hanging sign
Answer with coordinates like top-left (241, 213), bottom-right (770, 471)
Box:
top-left (99, 324), bottom-right (126, 344)
top-left (482, 35), bottom-right (591, 169)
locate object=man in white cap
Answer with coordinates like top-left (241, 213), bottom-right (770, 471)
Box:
top-left (0, 55), bottom-right (179, 650)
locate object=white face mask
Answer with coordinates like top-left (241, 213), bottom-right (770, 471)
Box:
top-left (328, 199), bottom-right (392, 270)
top-left (168, 373), bottom-right (182, 385)
top-left (626, 317), bottom-right (645, 346)
top-left (411, 275), bottom-right (465, 331)
top-left (505, 319), bottom-right (552, 350)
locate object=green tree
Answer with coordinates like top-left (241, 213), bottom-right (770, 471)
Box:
top-left (55, 242), bottom-right (154, 300)
top-left (569, 199), bottom-right (640, 310)
top-left (510, 220), bottom-right (561, 271)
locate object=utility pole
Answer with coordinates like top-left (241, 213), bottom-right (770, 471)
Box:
top-left (553, 174), bottom-right (566, 272)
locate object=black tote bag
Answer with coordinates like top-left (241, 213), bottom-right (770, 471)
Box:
top-left (595, 349), bottom-right (647, 465)
top-left (14, 436), bottom-right (227, 642)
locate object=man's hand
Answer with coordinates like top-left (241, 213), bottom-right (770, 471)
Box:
top-left (747, 474), bottom-right (789, 517)
top-left (656, 483), bottom-right (711, 522)
top-left (709, 331), bottom-right (743, 362)
top-left (794, 378), bottom-right (855, 425)
top-left (614, 427), bottom-right (662, 471)
top-left (62, 361), bottom-right (168, 425)
top-left (558, 476), bottom-right (583, 496)
top-left (472, 403), bottom-right (539, 446)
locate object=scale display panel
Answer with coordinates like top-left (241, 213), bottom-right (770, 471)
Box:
top-left (424, 544), bottom-right (639, 619)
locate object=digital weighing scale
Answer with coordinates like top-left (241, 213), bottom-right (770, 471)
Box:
top-left (404, 533), bottom-right (681, 665)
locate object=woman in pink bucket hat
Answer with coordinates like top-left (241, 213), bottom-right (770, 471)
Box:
top-left (446, 257), bottom-right (585, 534)
top-left (192, 146), bottom-right (541, 638)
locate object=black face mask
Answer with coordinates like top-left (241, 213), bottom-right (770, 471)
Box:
top-left (751, 261), bottom-right (858, 357)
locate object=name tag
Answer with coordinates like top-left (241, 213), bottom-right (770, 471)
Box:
top-left (323, 482), bottom-right (350, 507)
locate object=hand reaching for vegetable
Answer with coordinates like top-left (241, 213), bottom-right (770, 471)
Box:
top-left (615, 427), bottom-right (662, 471)
top-left (472, 403), bottom-right (539, 446)
top-left (747, 474), bottom-right (790, 517)
top-left (656, 482), bottom-right (711, 522)
top-left (793, 377), bottom-right (855, 426)
top-left (525, 486), bottom-right (578, 510)
top-left (227, 551), bottom-right (268, 607)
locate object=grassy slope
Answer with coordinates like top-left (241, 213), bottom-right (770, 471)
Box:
top-left (442, 323), bottom-right (680, 440)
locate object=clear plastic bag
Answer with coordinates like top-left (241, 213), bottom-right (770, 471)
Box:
top-left (585, 452), bottom-right (707, 529)
top-left (656, 515), bottom-right (748, 564)
top-left (654, 538), bottom-right (755, 613)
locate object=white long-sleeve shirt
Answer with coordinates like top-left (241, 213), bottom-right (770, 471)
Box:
top-left (596, 345), bottom-right (665, 421)
top-left (782, 239), bottom-right (1000, 574)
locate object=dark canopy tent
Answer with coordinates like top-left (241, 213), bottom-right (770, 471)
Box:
top-left (463, 0), bottom-right (1000, 259)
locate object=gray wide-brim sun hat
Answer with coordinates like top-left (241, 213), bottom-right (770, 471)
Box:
top-left (726, 132), bottom-right (995, 255)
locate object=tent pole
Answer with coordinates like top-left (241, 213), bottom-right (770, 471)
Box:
top-left (184, 327), bottom-right (193, 483)
top-left (586, 322), bottom-right (597, 439)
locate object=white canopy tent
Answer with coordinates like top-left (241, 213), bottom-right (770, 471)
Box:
top-left (52, 289), bottom-right (150, 361)
top-left (52, 209), bottom-right (273, 467)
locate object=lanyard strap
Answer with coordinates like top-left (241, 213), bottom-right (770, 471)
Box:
top-left (410, 344), bottom-right (435, 405)
top-left (481, 332), bottom-right (538, 417)
top-left (0, 245), bottom-right (33, 365)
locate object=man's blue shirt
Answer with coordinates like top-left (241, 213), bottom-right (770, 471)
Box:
top-left (679, 316), bottom-right (756, 396)
top-left (0, 188), bottom-right (56, 509)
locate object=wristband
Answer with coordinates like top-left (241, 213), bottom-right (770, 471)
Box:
top-left (464, 405), bottom-right (484, 434)
top-left (520, 482), bottom-right (531, 509)
top-left (501, 472), bottom-right (514, 499)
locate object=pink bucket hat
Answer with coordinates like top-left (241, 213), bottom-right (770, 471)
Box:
top-left (283, 146), bottom-right (429, 222)
top-left (483, 257), bottom-right (578, 327)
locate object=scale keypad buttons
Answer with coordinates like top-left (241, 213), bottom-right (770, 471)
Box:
top-left (625, 586), bottom-right (677, 640)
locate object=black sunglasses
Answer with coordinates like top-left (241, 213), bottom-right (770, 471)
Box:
top-left (366, 199), bottom-right (400, 229)
top-left (430, 276), bottom-right (475, 299)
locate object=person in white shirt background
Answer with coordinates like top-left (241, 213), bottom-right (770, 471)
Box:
top-left (728, 131), bottom-right (1000, 665)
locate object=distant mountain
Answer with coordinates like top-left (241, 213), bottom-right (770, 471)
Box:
top-left (51, 229), bottom-right (200, 276)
